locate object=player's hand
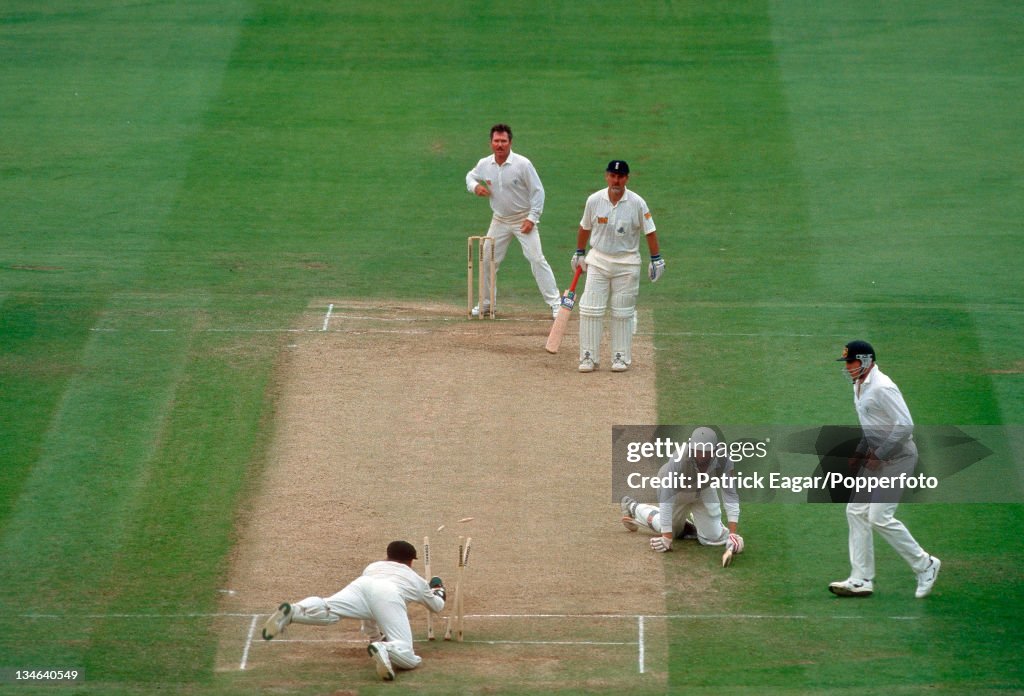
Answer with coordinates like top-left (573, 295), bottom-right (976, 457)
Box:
top-left (432, 587), bottom-right (446, 601)
top-left (571, 250), bottom-right (587, 273)
top-left (648, 255), bottom-right (665, 282)
top-left (474, 183), bottom-right (491, 197)
top-left (727, 533), bottom-right (744, 553)
top-left (650, 535), bottom-right (672, 553)
top-left (521, 220), bottom-right (535, 234)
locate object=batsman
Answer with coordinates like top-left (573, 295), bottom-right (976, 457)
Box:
top-left (573, 160), bottom-right (663, 373)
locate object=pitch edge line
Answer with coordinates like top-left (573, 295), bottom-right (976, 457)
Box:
top-left (239, 614), bottom-right (258, 671)
top-left (638, 615), bottom-right (645, 674)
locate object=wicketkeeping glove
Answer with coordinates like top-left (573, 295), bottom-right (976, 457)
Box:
top-left (571, 249), bottom-right (587, 272)
top-left (648, 255), bottom-right (665, 282)
top-left (650, 536), bottom-right (673, 553)
top-left (429, 577), bottom-right (446, 602)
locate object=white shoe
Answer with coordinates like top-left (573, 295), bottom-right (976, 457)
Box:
top-left (611, 353), bottom-right (628, 372)
top-left (262, 602), bottom-right (292, 640)
top-left (470, 304), bottom-right (492, 318)
top-left (915, 556), bottom-right (941, 598)
top-left (368, 642), bottom-right (395, 681)
top-left (620, 496), bottom-right (638, 531)
top-left (579, 352), bottom-right (596, 373)
top-left (551, 303), bottom-right (561, 319)
top-left (829, 578), bottom-right (874, 597)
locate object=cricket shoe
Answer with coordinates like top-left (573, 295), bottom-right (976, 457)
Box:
top-left (828, 578), bottom-right (874, 597)
top-left (368, 642), bottom-right (395, 681)
top-left (579, 353), bottom-right (596, 373)
top-left (262, 602), bottom-right (292, 640)
top-left (620, 495), bottom-right (639, 531)
top-left (611, 353), bottom-right (629, 372)
top-left (470, 304), bottom-right (492, 318)
top-left (915, 556), bottom-right (941, 598)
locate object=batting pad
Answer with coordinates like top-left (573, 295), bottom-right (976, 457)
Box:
top-left (610, 293), bottom-right (636, 364)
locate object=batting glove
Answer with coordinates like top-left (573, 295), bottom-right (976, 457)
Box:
top-left (570, 250), bottom-right (587, 272)
top-left (650, 536), bottom-right (673, 553)
top-left (727, 533), bottom-right (744, 554)
top-left (648, 255), bottom-right (665, 282)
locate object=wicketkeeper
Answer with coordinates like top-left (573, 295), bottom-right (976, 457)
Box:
top-left (574, 160), bottom-right (663, 372)
top-left (620, 427), bottom-right (745, 565)
top-left (261, 540), bottom-right (445, 682)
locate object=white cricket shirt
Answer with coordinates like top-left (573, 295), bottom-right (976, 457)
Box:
top-left (853, 366), bottom-right (915, 461)
top-left (361, 560), bottom-right (444, 612)
top-left (656, 453), bottom-right (740, 534)
top-left (580, 188), bottom-right (656, 258)
top-left (465, 151), bottom-right (545, 224)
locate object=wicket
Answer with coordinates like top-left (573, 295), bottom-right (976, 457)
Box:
top-left (424, 536), bottom-right (434, 640)
top-left (467, 235), bottom-right (496, 319)
top-left (443, 535), bottom-right (472, 641)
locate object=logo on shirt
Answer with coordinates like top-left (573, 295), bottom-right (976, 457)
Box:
top-left (597, 217), bottom-right (608, 224)
top-left (644, 212), bottom-right (652, 220)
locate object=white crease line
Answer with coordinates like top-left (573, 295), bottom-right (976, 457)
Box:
top-left (239, 614), bottom-right (259, 670)
top-left (322, 303), bottom-right (334, 331)
top-left (638, 615), bottom-right (645, 674)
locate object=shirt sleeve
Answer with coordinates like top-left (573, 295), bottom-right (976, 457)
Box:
top-left (466, 159), bottom-right (486, 193)
top-left (525, 162), bottom-right (545, 223)
top-left (871, 386), bottom-right (915, 460)
top-left (718, 460), bottom-right (740, 523)
top-left (408, 568), bottom-right (445, 613)
top-left (640, 198), bottom-right (656, 235)
top-left (656, 458), bottom-right (684, 534)
top-left (579, 194), bottom-right (595, 231)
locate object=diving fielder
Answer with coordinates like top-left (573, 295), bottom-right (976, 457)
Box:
top-left (574, 160), bottom-right (663, 372)
top-left (262, 541), bottom-right (445, 682)
top-left (620, 427), bottom-right (745, 562)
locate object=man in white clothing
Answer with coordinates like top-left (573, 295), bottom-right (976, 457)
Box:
top-left (574, 160), bottom-right (663, 372)
top-left (620, 427), bottom-right (745, 565)
top-left (465, 124), bottom-right (561, 318)
top-left (262, 540), bottom-right (445, 681)
top-left (830, 340), bottom-right (941, 599)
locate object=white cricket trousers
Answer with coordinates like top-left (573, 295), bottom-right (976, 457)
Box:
top-left (632, 489), bottom-right (729, 545)
top-left (846, 452), bottom-right (930, 581)
top-left (483, 216), bottom-right (560, 308)
top-left (578, 251), bottom-right (641, 364)
top-left (291, 576), bottom-right (421, 670)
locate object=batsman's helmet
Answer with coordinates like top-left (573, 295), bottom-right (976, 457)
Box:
top-left (690, 426), bottom-right (718, 462)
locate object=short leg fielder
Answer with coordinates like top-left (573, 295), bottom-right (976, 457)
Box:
top-left (625, 490), bottom-right (730, 546)
top-left (481, 218), bottom-right (560, 311)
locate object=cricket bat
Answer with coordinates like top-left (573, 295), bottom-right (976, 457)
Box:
top-left (544, 265), bottom-right (584, 354)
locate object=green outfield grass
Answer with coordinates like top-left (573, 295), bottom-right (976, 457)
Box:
top-left (1, 1), bottom-right (1022, 694)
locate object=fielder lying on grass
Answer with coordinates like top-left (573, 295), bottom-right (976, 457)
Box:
top-left (262, 540), bottom-right (445, 682)
top-left (620, 427), bottom-right (745, 566)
